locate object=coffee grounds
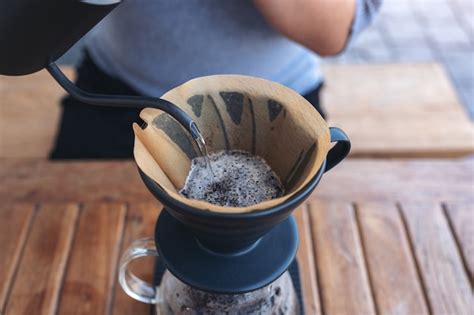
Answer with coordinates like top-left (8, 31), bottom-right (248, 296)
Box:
top-left (180, 150), bottom-right (284, 207)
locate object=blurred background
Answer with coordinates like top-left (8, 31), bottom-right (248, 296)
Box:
top-left (58, 0), bottom-right (474, 117)
top-left (330, 0), bottom-right (474, 118)
top-left (1, 0), bottom-right (473, 158)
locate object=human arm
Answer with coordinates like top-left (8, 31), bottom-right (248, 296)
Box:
top-left (253, 0), bottom-right (382, 56)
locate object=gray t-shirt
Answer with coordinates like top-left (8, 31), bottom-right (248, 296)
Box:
top-left (86, 0), bottom-right (380, 97)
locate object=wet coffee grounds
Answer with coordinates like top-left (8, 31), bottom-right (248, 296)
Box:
top-left (179, 150), bottom-right (284, 207)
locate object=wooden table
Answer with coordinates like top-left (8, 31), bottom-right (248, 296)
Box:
top-left (0, 159), bottom-right (473, 315)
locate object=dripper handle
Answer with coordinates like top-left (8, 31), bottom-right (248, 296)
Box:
top-left (325, 127), bottom-right (351, 172)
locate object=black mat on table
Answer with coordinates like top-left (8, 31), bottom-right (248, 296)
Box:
top-left (153, 259), bottom-right (305, 314)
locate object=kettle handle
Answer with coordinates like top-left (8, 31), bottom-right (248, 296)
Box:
top-left (325, 127), bottom-right (351, 172)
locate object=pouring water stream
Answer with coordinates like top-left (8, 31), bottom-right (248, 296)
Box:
top-left (190, 122), bottom-right (215, 180)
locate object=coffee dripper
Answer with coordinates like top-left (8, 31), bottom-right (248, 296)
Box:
top-left (122, 74), bottom-right (351, 314)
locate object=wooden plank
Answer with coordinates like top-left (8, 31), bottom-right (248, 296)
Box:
top-left (0, 68), bottom-right (75, 158)
top-left (322, 63), bottom-right (474, 157)
top-left (312, 158), bottom-right (474, 203)
top-left (57, 203), bottom-right (126, 315)
top-left (309, 200), bottom-right (376, 315)
top-left (356, 201), bottom-right (429, 315)
top-left (0, 160), bottom-right (153, 204)
top-left (294, 207), bottom-right (321, 315)
top-left (0, 204), bottom-right (35, 313)
top-left (444, 201), bottom-right (474, 286)
top-left (111, 203), bottom-right (160, 315)
top-left (4, 204), bottom-right (79, 315)
top-left (1, 159), bottom-right (472, 204)
top-left (401, 201), bottom-right (473, 315)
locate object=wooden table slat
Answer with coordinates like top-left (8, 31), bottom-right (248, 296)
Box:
top-left (111, 203), bottom-right (159, 315)
top-left (1, 159), bottom-right (472, 204)
top-left (309, 200), bottom-right (376, 315)
top-left (294, 207), bottom-right (321, 315)
top-left (57, 203), bottom-right (126, 315)
top-left (322, 63), bottom-right (474, 158)
top-left (0, 68), bottom-right (74, 158)
top-left (444, 201), bottom-right (474, 286)
top-left (401, 201), bottom-right (473, 315)
top-left (356, 201), bottom-right (429, 315)
top-left (4, 204), bottom-right (79, 315)
top-left (0, 204), bottom-right (35, 313)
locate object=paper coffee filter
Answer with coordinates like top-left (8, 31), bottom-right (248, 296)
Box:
top-left (133, 75), bottom-right (330, 213)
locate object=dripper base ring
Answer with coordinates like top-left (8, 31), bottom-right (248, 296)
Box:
top-left (155, 210), bottom-right (299, 294)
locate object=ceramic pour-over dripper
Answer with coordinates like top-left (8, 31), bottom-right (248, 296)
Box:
top-left (134, 75), bottom-right (350, 293)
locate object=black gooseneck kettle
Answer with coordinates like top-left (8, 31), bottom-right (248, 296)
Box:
top-left (0, 0), bottom-right (201, 139)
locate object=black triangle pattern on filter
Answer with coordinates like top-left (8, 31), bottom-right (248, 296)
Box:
top-left (186, 94), bottom-right (204, 117)
top-left (152, 113), bottom-right (197, 159)
top-left (220, 91), bottom-right (245, 125)
top-left (267, 99), bottom-right (283, 122)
